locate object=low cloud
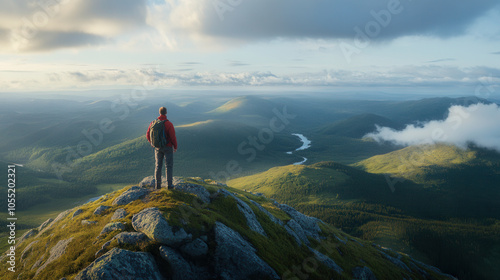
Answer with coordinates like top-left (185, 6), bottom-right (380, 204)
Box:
top-left (366, 103), bottom-right (500, 152)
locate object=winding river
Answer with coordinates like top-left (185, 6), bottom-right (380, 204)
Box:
top-left (287, 133), bottom-right (312, 165)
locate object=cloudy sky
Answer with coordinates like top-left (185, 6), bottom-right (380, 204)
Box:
top-left (1, 0), bottom-right (499, 93)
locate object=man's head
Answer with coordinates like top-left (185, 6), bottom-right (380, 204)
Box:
top-left (159, 107), bottom-right (167, 115)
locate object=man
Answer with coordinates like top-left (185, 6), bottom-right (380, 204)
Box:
top-left (147, 107), bottom-right (178, 189)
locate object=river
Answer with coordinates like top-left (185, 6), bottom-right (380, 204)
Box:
top-left (287, 133), bottom-right (312, 165)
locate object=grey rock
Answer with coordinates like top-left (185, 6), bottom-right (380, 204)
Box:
top-left (180, 238), bottom-right (209, 259)
top-left (173, 177), bottom-right (186, 185)
top-left (31, 255), bottom-right (44, 270)
top-left (102, 241), bottom-right (112, 250)
top-left (334, 234), bottom-right (348, 245)
top-left (218, 189), bottom-right (267, 236)
top-left (352, 266), bottom-right (377, 280)
top-left (378, 249), bottom-right (411, 272)
top-left (113, 186), bottom-right (150, 206)
top-left (250, 200), bottom-right (283, 225)
top-left (139, 176), bottom-right (156, 188)
top-left (74, 248), bottom-right (164, 280)
top-left (284, 225), bottom-right (302, 245)
top-left (173, 182), bottom-right (211, 204)
top-left (309, 247), bottom-right (343, 274)
top-left (20, 240), bottom-right (39, 260)
top-left (350, 238), bottom-right (364, 247)
top-left (286, 219), bottom-right (310, 245)
top-left (81, 220), bottom-right (98, 226)
top-left (37, 210), bottom-right (71, 236)
top-left (159, 246), bottom-right (196, 280)
top-left (113, 232), bottom-right (149, 245)
top-left (99, 222), bottom-right (126, 236)
top-left (111, 208), bottom-right (128, 220)
top-left (37, 218), bottom-right (53, 232)
top-left (36, 237), bottom-right (74, 275)
top-left (72, 209), bottom-right (84, 219)
top-left (200, 235), bottom-right (208, 242)
top-left (214, 222), bottom-right (279, 280)
top-left (275, 202), bottom-right (322, 240)
top-left (93, 205), bottom-right (111, 215)
top-left (132, 207), bottom-right (191, 246)
top-left (18, 229), bottom-right (37, 244)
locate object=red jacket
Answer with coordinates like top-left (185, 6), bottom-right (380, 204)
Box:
top-left (146, 115), bottom-right (178, 150)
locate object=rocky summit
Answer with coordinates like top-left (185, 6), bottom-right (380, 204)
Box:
top-left (1, 177), bottom-right (457, 280)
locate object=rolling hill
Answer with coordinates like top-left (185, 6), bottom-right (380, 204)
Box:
top-left (228, 160), bottom-right (500, 280)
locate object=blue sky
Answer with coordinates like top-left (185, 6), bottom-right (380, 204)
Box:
top-left (0, 0), bottom-right (499, 95)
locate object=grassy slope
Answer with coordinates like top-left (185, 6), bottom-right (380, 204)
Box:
top-left (228, 160), bottom-right (500, 280)
top-left (0, 179), bottom-right (451, 280)
top-left (353, 144), bottom-right (478, 183)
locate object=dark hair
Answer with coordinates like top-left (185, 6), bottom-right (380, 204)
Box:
top-left (159, 107), bottom-right (167, 115)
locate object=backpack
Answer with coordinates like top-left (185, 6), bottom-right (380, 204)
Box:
top-left (150, 119), bottom-right (168, 148)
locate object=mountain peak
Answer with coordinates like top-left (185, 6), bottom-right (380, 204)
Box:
top-left (1, 177), bottom-right (456, 280)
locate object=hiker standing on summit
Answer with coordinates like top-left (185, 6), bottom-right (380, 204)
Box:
top-left (147, 107), bottom-right (178, 190)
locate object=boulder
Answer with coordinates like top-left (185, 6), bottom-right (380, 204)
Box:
top-left (72, 209), bottom-right (83, 219)
top-left (218, 189), bottom-right (267, 236)
top-left (99, 222), bottom-right (126, 236)
top-left (377, 249), bottom-right (411, 272)
top-left (286, 219), bottom-right (310, 245)
top-left (35, 237), bottom-right (74, 276)
top-left (173, 182), bottom-right (211, 204)
top-left (113, 232), bottom-right (149, 245)
top-left (250, 200), bottom-right (283, 225)
top-left (132, 207), bottom-right (191, 246)
top-left (284, 224), bottom-right (303, 246)
top-left (113, 186), bottom-right (150, 206)
top-left (139, 176), bottom-right (156, 188)
top-left (18, 229), bottom-right (37, 244)
top-left (159, 246), bottom-right (196, 280)
top-left (74, 248), bottom-right (164, 280)
top-left (20, 240), bottom-right (39, 261)
top-left (37, 218), bottom-right (53, 232)
top-left (275, 203), bottom-right (321, 239)
top-left (93, 205), bottom-right (111, 215)
top-left (111, 208), bottom-right (128, 220)
top-left (309, 247), bottom-right (343, 274)
top-left (214, 222), bottom-right (279, 280)
top-left (352, 266), bottom-right (377, 280)
top-left (180, 238), bottom-right (209, 259)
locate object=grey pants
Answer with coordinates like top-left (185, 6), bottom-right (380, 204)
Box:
top-left (154, 146), bottom-right (173, 189)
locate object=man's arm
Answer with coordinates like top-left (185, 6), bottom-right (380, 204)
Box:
top-left (146, 121), bottom-right (152, 143)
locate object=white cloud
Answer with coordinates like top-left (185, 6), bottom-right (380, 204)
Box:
top-left (147, 0), bottom-right (500, 48)
top-left (0, 0), bottom-right (147, 52)
top-left (366, 103), bottom-right (500, 152)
